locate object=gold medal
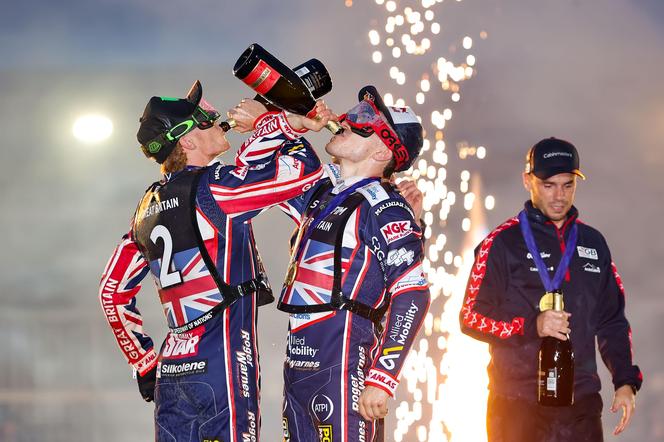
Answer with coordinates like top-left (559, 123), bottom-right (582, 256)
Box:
top-left (285, 261), bottom-right (298, 286)
top-left (284, 218), bottom-right (309, 287)
top-left (539, 292), bottom-right (564, 311)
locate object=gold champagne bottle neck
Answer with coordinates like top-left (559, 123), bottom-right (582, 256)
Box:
top-left (553, 291), bottom-right (564, 311)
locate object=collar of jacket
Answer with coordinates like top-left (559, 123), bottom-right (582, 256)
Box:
top-left (523, 200), bottom-right (579, 228)
top-left (163, 164), bottom-right (206, 182)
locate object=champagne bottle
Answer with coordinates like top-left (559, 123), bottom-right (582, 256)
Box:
top-left (219, 58), bottom-right (333, 132)
top-left (538, 290), bottom-right (574, 406)
top-left (232, 43), bottom-right (342, 134)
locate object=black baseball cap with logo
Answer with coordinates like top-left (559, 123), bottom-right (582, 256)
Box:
top-left (136, 80), bottom-right (204, 164)
top-left (525, 137), bottom-right (586, 180)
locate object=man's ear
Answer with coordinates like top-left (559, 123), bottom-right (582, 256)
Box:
top-left (179, 134), bottom-right (196, 152)
top-left (522, 172), bottom-right (532, 191)
top-left (371, 145), bottom-right (393, 163)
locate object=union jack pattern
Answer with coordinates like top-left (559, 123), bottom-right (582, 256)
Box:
top-left (461, 217), bottom-right (525, 339)
top-left (278, 177), bottom-right (430, 399)
top-left (100, 111), bottom-right (322, 375)
top-left (152, 246), bottom-right (222, 328)
top-left (281, 239), bottom-right (350, 306)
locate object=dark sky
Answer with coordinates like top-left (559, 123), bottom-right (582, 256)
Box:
top-left (1, 1), bottom-right (662, 441)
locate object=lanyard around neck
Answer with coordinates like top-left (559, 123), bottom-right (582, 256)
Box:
top-left (518, 210), bottom-right (578, 292)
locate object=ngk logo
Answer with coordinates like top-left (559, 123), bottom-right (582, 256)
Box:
top-left (380, 221), bottom-right (412, 244)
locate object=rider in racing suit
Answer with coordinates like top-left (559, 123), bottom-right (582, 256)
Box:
top-left (273, 86), bottom-right (430, 442)
top-left (99, 81), bottom-right (329, 441)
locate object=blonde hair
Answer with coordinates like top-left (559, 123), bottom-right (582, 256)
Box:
top-left (160, 143), bottom-right (188, 174)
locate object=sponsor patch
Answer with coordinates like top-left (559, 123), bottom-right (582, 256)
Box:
top-left (387, 106), bottom-right (419, 124)
top-left (390, 263), bottom-right (427, 294)
top-left (318, 424), bottom-right (333, 442)
top-left (378, 345), bottom-right (404, 371)
top-left (162, 328), bottom-right (204, 359)
top-left (387, 301), bottom-right (420, 348)
top-left (374, 199), bottom-right (414, 218)
top-left (366, 369), bottom-right (398, 395)
top-left (324, 163), bottom-right (342, 184)
top-left (357, 182), bottom-right (389, 206)
top-left (159, 359), bottom-right (208, 377)
top-left (241, 411), bottom-right (258, 441)
top-left (311, 394), bottom-right (334, 422)
top-left (287, 142), bottom-right (306, 156)
top-left (577, 246), bottom-right (598, 260)
top-left (282, 418), bottom-right (291, 441)
top-left (288, 311), bottom-right (335, 333)
top-left (526, 252), bottom-right (551, 259)
top-left (285, 331), bottom-right (324, 370)
top-left (350, 346), bottom-right (367, 413)
top-left (288, 334), bottom-right (319, 358)
top-left (381, 220), bottom-right (413, 244)
top-left (583, 263), bottom-right (601, 273)
top-left (236, 329), bottom-right (255, 398)
top-left (230, 166), bottom-right (248, 181)
top-left (214, 163), bottom-right (224, 180)
top-left (387, 247), bottom-right (415, 266)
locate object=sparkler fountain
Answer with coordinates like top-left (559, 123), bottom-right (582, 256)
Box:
top-left (344, 1), bottom-right (496, 440)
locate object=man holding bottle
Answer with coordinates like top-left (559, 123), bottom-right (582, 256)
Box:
top-left (230, 85), bottom-right (430, 442)
top-left (99, 80), bottom-right (331, 441)
top-left (459, 137), bottom-right (642, 441)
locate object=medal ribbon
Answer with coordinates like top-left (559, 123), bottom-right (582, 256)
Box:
top-left (518, 210), bottom-right (578, 292)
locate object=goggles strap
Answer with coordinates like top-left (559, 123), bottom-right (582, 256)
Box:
top-left (373, 120), bottom-right (409, 171)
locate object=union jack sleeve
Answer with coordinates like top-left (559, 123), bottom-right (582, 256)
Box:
top-left (459, 218), bottom-right (529, 344)
top-left (99, 234), bottom-right (157, 375)
top-left (208, 112), bottom-right (323, 222)
top-left (596, 253), bottom-right (643, 391)
top-left (276, 165), bottom-right (342, 227)
top-left (235, 111), bottom-right (308, 166)
top-left (365, 202), bottom-right (430, 396)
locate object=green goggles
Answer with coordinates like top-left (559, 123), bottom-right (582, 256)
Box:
top-left (144, 106), bottom-right (220, 155)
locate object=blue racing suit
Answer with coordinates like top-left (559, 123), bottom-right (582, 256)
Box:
top-left (275, 166), bottom-right (431, 442)
top-left (99, 111), bottom-right (322, 442)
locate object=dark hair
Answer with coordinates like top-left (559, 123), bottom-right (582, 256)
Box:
top-left (382, 156), bottom-right (397, 179)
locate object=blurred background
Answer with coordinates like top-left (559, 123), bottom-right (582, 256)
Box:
top-left (1, 0), bottom-right (662, 440)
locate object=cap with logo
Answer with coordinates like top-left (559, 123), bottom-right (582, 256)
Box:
top-left (136, 80), bottom-right (204, 164)
top-left (357, 85), bottom-right (424, 172)
top-left (525, 137), bottom-right (586, 180)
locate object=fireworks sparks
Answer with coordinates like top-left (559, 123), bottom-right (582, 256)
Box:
top-left (348, 1), bottom-right (494, 440)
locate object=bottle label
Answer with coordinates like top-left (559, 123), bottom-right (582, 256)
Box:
top-left (243, 60), bottom-right (282, 95)
top-left (546, 368), bottom-right (557, 393)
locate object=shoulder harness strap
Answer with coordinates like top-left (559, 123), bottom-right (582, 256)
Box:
top-left (330, 182), bottom-right (393, 331)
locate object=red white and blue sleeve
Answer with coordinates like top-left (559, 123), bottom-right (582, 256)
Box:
top-left (459, 218), bottom-right (535, 345)
top-left (596, 239), bottom-right (643, 392)
top-left (364, 202), bottom-right (431, 397)
top-left (275, 164), bottom-right (341, 227)
top-left (206, 111), bottom-right (323, 224)
top-left (99, 232), bottom-right (156, 376)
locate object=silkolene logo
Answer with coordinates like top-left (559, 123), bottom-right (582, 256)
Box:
top-left (380, 220), bottom-right (413, 244)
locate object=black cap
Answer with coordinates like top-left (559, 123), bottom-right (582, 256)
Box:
top-left (526, 137), bottom-right (586, 180)
top-left (136, 80), bottom-right (203, 164)
top-left (357, 85), bottom-right (424, 172)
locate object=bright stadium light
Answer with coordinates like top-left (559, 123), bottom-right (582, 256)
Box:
top-left (72, 114), bottom-right (113, 143)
